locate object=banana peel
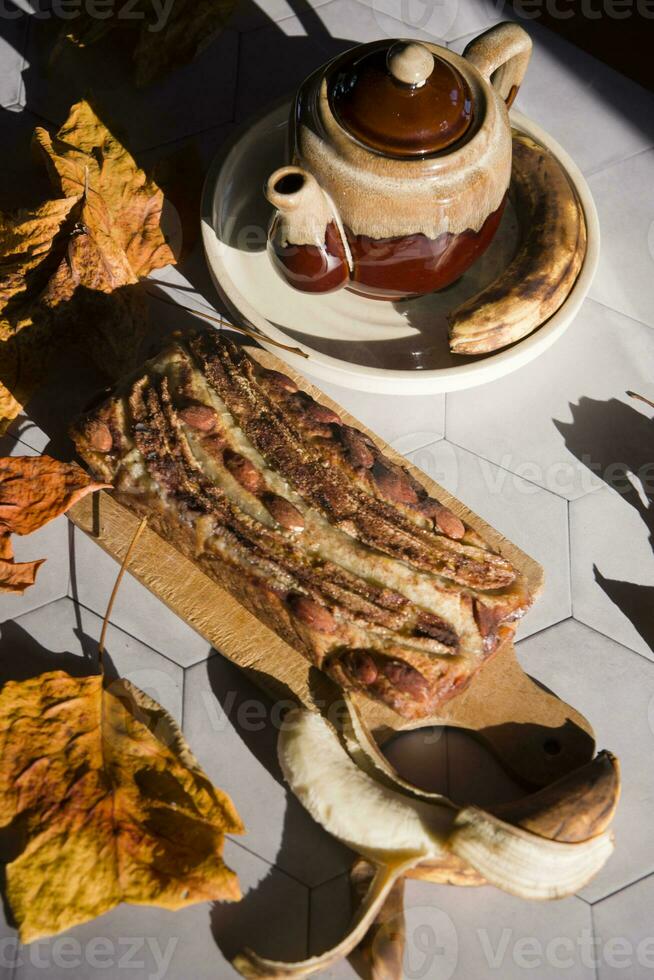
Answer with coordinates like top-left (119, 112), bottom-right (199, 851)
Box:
top-left (233, 706), bottom-right (619, 978)
top-left (448, 131), bottom-right (587, 355)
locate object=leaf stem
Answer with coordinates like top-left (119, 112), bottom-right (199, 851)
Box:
top-left (144, 289), bottom-right (309, 359)
top-left (627, 390), bottom-right (654, 411)
top-left (98, 516), bottom-right (148, 671)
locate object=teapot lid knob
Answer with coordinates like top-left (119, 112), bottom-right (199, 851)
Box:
top-left (387, 42), bottom-right (434, 87)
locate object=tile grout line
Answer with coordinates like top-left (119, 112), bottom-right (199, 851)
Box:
top-left (570, 615), bottom-right (654, 667)
top-left (66, 595), bottom-right (196, 672)
top-left (591, 900), bottom-right (600, 980)
top-left (584, 294), bottom-right (654, 334)
top-left (516, 614), bottom-right (575, 650)
top-left (227, 836), bottom-right (320, 890)
top-left (587, 868), bottom-right (654, 907)
top-left (306, 882), bottom-right (313, 959)
top-left (568, 502), bottom-right (577, 634)
top-left (436, 434), bottom-right (598, 504)
top-left (7, 589), bottom-right (70, 629)
top-left (584, 143), bottom-right (654, 180)
top-left (15, 12), bottom-right (30, 109)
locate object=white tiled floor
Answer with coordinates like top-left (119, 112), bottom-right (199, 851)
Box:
top-left (588, 149), bottom-right (654, 330)
top-left (1, 1), bottom-right (653, 977)
top-left (445, 299), bottom-right (654, 500)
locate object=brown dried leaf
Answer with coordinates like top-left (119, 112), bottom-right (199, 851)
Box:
top-left (0, 455), bottom-right (109, 592)
top-left (0, 557), bottom-right (45, 594)
top-left (0, 197), bottom-right (80, 426)
top-left (0, 101), bottom-right (175, 431)
top-left (133, 0), bottom-right (238, 87)
top-left (0, 670), bottom-right (243, 942)
top-left (34, 101), bottom-right (175, 277)
top-left (64, 0), bottom-right (238, 87)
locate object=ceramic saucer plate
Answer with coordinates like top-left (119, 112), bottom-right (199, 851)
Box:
top-left (201, 103), bottom-right (599, 395)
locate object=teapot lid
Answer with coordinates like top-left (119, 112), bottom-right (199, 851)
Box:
top-left (327, 40), bottom-right (473, 158)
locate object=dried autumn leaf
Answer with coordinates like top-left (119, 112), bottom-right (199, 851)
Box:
top-left (0, 670), bottom-right (243, 942)
top-left (64, 0), bottom-right (238, 87)
top-left (0, 197), bottom-right (80, 426)
top-left (132, 0), bottom-right (238, 87)
top-left (34, 101), bottom-right (175, 277)
top-left (0, 100), bottom-right (175, 432)
top-left (0, 556), bottom-right (45, 592)
top-left (0, 455), bottom-right (109, 593)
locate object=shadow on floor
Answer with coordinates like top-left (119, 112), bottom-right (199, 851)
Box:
top-left (555, 395), bottom-right (654, 654)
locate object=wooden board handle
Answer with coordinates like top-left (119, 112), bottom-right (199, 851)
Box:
top-left (367, 643), bottom-right (595, 788)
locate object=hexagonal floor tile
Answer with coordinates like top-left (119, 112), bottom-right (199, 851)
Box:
top-left (0, 894), bottom-right (19, 980)
top-left (229, 0), bottom-right (333, 33)
top-left (354, 0), bottom-right (502, 43)
top-left (571, 484), bottom-right (654, 661)
top-left (310, 873), bottom-right (596, 979)
top-left (310, 0), bottom-right (450, 45)
top-left (183, 654), bottom-right (352, 888)
top-left (450, 18), bottom-right (654, 176)
top-left (594, 874), bottom-right (654, 980)
top-left (517, 618), bottom-right (654, 903)
top-left (0, 105), bottom-right (53, 212)
top-left (1, 596), bottom-right (184, 723)
top-left (0, 514), bottom-right (69, 626)
top-left (22, 16), bottom-right (238, 153)
top-left (445, 299), bottom-right (654, 500)
top-left (407, 439), bottom-right (571, 638)
top-left (589, 149), bottom-right (654, 331)
top-left (12, 841), bottom-right (308, 980)
top-left (69, 524), bottom-right (213, 669)
top-left (235, 9), bottom-right (348, 122)
top-left (0, 436), bottom-right (70, 625)
top-left (0, 12), bottom-right (28, 109)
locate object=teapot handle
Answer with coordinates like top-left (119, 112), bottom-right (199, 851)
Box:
top-left (464, 23), bottom-right (532, 109)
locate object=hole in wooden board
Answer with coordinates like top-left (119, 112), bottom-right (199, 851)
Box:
top-left (543, 737), bottom-right (562, 756)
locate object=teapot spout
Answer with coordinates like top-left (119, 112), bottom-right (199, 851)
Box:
top-left (265, 166), bottom-right (350, 294)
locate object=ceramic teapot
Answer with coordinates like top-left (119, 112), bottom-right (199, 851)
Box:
top-left (265, 23), bottom-right (532, 301)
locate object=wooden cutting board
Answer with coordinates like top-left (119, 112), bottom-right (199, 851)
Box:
top-left (68, 344), bottom-right (595, 789)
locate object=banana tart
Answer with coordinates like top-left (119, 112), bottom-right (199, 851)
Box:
top-left (71, 333), bottom-right (533, 720)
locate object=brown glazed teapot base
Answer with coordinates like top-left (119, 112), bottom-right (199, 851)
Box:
top-left (268, 198), bottom-right (507, 300)
top-left (344, 197), bottom-right (507, 301)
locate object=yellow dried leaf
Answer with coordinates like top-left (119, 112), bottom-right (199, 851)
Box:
top-left (0, 100), bottom-right (175, 432)
top-left (34, 101), bottom-right (175, 277)
top-left (0, 670), bottom-right (243, 942)
top-left (0, 197), bottom-right (79, 315)
top-left (0, 197), bottom-right (79, 426)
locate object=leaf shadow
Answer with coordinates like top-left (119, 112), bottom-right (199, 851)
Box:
top-left (554, 395), bottom-right (654, 653)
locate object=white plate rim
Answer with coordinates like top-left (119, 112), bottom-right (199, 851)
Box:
top-left (201, 104), bottom-right (600, 395)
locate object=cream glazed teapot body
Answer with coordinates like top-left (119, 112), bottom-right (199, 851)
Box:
top-left (265, 23), bottom-right (532, 301)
